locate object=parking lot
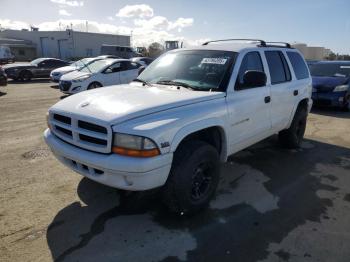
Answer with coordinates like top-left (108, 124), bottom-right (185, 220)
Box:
top-left (0, 80), bottom-right (350, 262)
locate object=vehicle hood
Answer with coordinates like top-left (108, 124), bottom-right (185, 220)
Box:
top-left (3, 63), bottom-right (35, 70)
top-left (60, 70), bottom-right (90, 81)
top-left (312, 76), bottom-right (349, 92)
top-left (50, 84), bottom-right (225, 124)
top-left (51, 66), bottom-right (77, 75)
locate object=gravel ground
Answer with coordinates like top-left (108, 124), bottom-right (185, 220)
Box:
top-left (1, 80), bottom-right (350, 262)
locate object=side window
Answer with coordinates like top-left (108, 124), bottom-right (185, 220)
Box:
top-left (105, 62), bottom-right (121, 73)
top-left (122, 61), bottom-right (140, 71)
top-left (38, 60), bottom-right (48, 67)
top-left (265, 51), bottom-right (291, 84)
top-left (287, 52), bottom-right (309, 79)
top-left (235, 51), bottom-right (264, 89)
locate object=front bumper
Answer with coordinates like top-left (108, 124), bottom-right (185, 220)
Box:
top-left (44, 129), bottom-right (173, 190)
top-left (4, 70), bottom-right (19, 79)
top-left (312, 91), bottom-right (349, 107)
top-left (50, 76), bottom-right (60, 83)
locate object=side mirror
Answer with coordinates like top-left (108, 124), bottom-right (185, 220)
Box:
top-left (242, 70), bottom-right (267, 88)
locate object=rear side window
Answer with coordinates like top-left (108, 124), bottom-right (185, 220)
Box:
top-left (287, 52), bottom-right (309, 79)
top-left (265, 51), bottom-right (291, 84)
top-left (236, 51), bottom-right (264, 89)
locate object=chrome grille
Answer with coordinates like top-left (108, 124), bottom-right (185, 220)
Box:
top-left (50, 112), bottom-right (112, 153)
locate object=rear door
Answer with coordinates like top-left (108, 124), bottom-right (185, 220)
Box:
top-left (226, 51), bottom-right (272, 150)
top-left (264, 50), bottom-right (295, 130)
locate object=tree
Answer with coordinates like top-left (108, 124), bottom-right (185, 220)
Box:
top-left (148, 42), bottom-right (164, 58)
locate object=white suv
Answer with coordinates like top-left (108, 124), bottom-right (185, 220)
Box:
top-left (44, 39), bottom-right (312, 214)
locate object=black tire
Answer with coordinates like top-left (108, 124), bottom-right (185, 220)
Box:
top-left (20, 71), bottom-right (32, 81)
top-left (162, 140), bottom-right (220, 215)
top-left (341, 94), bottom-right (350, 112)
top-left (87, 82), bottom-right (102, 90)
top-left (279, 106), bottom-right (308, 148)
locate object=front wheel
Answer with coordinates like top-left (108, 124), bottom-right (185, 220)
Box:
top-left (162, 140), bottom-right (220, 215)
top-left (87, 82), bottom-right (102, 90)
top-left (279, 106), bottom-right (308, 148)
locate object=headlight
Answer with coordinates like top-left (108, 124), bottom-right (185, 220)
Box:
top-left (46, 112), bottom-right (51, 130)
top-left (112, 133), bottom-right (160, 157)
top-left (333, 85), bottom-right (348, 92)
top-left (72, 75), bottom-right (90, 83)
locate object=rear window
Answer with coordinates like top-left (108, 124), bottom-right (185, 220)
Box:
top-left (287, 52), bottom-right (309, 79)
top-left (265, 51), bottom-right (291, 84)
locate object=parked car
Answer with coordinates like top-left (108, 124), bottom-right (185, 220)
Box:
top-left (130, 57), bottom-right (154, 67)
top-left (50, 57), bottom-right (102, 82)
top-left (3, 58), bottom-right (69, 81)
top-left (58, 59), bottom-right (142, 94)
top-left (0, 46), bottom-right (15, 64)
top-left (309, 61), bottom-right (350, 110)
top-left (100, 45), bottom-right (142, 58)
top-left (45, 39), bottom-right (312, 214)
top-left (0, 66), bottom-right (7, 86)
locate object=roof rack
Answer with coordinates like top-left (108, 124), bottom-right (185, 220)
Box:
top-left (264, 42), bottom-right (292, 48)
top-left (202, 39), bottom-right (267, 46)
top-left (202, 39), bottom-right (293, 49)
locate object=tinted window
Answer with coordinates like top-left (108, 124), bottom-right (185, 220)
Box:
top-left (265, 51), bottom-right (291, 84)
top-left (122, 61), bottom-right (140, 70)
top-left (287, 52), bottom-right (309, 79)
top-left (105, 62), bottom-right (121, 73)
top-left (236, 51), bottom-right (264, 89)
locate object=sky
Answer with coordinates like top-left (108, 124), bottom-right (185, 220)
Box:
top-left (0, 0), bottom-right (349, 53)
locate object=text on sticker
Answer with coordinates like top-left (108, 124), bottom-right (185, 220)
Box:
top-left (201, 58), bottom-right (227, 65)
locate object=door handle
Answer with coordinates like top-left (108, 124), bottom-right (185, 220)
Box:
top-left (293, 90), bottom-right (298, 96)
top-left (264, 96), bottom-right (271, 103)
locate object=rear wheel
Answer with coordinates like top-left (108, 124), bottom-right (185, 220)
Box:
top-left (87, 82), bottom-right (102, 90)
top-left (163, 140), bottom-right (220, 215)
top-left (279, 106), bottom-right (308, 148)
top-left (20, 71), bottom-right (32, 81)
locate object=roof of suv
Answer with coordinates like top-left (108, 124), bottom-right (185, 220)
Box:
top-left (176, 39), bottom-right (296, 53)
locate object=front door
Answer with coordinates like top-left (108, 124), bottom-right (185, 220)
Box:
top-left (101, 62), bottom-right (121, 86)
top-left (226, 51), bottom-right (272, 153)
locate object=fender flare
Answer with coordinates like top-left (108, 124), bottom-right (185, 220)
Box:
top-left (170, 117), bottom-right (228, 161)
top-left (286, 96), bottom-right (311, 128)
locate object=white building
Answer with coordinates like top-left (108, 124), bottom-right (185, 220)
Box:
top-left (291, 43), bottom-right (331, 61)
top-left (0, 29), bottom-right (130, 60)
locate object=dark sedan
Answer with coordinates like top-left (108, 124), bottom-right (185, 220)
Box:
top-left (0, 66), bottom-right (7, 86)
top-left (310, 61), bottom-right (350, 110)
top-left (3, 58), bottom-right (69, 81)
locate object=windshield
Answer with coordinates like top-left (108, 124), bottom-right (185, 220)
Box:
top-left (30, 58), bottom-right (46, 65)
top-left (79, 59), bottom-right (112, 73)
top-left (310, 63), bottom-right (350, 77)
top-left (73, 58), bottom-right (94, 68)
top-left (138, 50), bottom-right (237, 91)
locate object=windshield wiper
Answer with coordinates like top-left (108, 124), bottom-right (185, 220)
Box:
top-left (156, 80), bottom-right (197, 90)
top-left (133, 78), bottom-right (152, 86)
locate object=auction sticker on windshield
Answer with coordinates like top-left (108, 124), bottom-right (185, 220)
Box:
top-left (201, 58), bottom-right (227, 64)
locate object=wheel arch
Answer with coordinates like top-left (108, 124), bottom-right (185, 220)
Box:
top-left (88, 81), bottom-right (103, 88)
top-left (287, 97), bottom-right (310, 128)
top-left (170, 119), bottom-right (228, 162)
